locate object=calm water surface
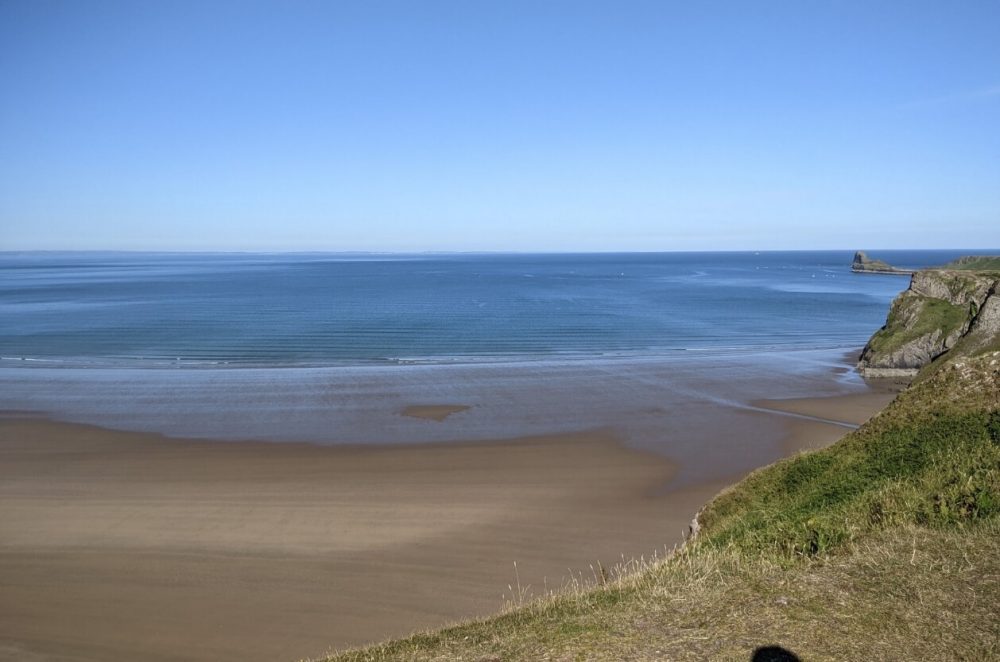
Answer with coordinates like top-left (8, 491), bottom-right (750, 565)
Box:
top-left (0, 250), bottom-right (973, 365)
top-left (0, 250), bottom-right (987, 479)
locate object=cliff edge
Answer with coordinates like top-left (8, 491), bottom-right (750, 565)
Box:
top-left (858, 267), bottom-right (1000, 377)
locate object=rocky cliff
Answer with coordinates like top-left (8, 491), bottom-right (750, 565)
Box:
top-left (858, 268), bottom-right (1000, 376)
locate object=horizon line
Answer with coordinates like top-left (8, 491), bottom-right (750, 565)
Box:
top-left (1, 247), bottom-right (997, 256)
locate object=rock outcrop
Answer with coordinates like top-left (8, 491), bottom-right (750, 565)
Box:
top-left (858, 268), bottom-right (1000, 377)
top-left (851, 251), bottom-right (913, 275)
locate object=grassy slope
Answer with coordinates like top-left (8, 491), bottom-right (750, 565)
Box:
top-left (864, 295), bottom-right (968, 356)
top-left (942, 256), bottom-right (1000, 271)
top-left (326, 525), bottom-right (996, 661)
top-left (697, 357), bottom-right (1000, 557)
top-left (323, 353), bottom-right (1000, 662)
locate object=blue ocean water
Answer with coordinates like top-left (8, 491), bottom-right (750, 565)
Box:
top-left (3, 249), bottom-right (993, 470)
top-left (0, 250), bottom-right (979, 367)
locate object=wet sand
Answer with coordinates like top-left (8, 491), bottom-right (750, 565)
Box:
top-left (400, 404), bottom-right (471, 421)
top-left (756, 392), bottom-right (898, 426)
top-left (755, 392), bottom-right (896, 453)
top-left (0, 390), bottom-right (893, 662)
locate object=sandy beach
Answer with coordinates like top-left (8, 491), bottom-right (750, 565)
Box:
top-left (0, 418), bottom-right (701, 662)
top-left (754, 392), bottom-right (898, 453)
top-left (0, 385), bottom-right (894, 662)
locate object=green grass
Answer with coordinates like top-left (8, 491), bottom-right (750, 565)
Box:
top-left (864, 294), bottom-right (969, 356)
top-left (929, 270), bottom-right (996, 303)
top-left (697, 366), bottom-right (1000, 559)
top-left (942, 256), bottom-right (1000, 271)
top-left (319, 352), bottom-right (1000, 661)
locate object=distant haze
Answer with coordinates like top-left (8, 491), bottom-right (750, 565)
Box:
top-left (1, 1), bottom-right (998, 251)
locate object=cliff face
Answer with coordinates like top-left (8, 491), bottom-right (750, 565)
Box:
top-left (858, 269), bottom-right (1000, 376)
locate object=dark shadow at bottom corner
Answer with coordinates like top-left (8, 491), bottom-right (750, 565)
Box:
top-left (751, 645), bottom-right (802, 662)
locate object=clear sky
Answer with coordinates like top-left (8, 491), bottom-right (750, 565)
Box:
top-left (1, 1), bottom-right (998, 252)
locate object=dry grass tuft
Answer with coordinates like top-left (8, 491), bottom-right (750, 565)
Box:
top-left (322, 524), bottom-right (998, 661)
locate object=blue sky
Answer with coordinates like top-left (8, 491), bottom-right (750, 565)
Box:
top-left (1, 1), bottom-right (998, 251)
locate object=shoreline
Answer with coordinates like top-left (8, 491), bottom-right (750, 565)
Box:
top-left (0, 343), bottom-right (884, 370)
top-left (0, 378), bottom-right (894, 661)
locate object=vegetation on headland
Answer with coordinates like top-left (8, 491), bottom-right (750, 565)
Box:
top-left (941, 255), bottom-right (1000, 272)
top-left (850, 251), bottom-right (1000, 276)
top-left (697, 360), bottom-right (999, 559)
top-left (862, 294), bottom-right (969, 358)
top-left (321, 300), bottom-right (1000, 660)
top-left (859, 265), bottom-right (1000, 374)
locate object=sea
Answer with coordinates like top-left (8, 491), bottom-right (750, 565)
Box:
top-left (0, 250), bottom-right (972, 366)
top-left (0, 249), bottom-right (986, 478)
